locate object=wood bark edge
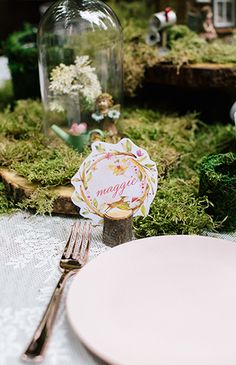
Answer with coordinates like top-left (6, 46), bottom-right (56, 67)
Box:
top-left (146, 62), bottom-right (236, 89)
top-left (0, 168), bottom-right (78, 215)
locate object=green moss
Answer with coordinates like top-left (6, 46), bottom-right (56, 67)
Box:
top-left (108, 2), bottom-right (236, 95)
top-left (199, 153), bottom-right (236, 230)
top-left (164, 25), bottom-right (236, 69)
top-left (0, 99), bottom-right (235, 232)
top-left (134, 178), bottom-right (217, 237)
top-left (0, 182), bottom-right (15, 214)
top-left (0, 80), bottom-right (13, 110)
top-left (124, 42), bottom-right (157, 97)
top-left (0, 99), bottom-right (43, 138)
top-left (107, 1), bottom-right (157, 96)
top-left (107, 3), bottom-right (236, 95)
top-left (17, 188), bottom-right (58, 215)
top-left (12, 146), bottom-right (85, 186)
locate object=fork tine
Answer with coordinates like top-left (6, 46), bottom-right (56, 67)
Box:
top-left (83, 222), bottom-right (92, 263)
top-left (84, 223), bottom-right (92, 262)
top-left (69, 221), bottom-right (81, 259)
top-left (71, 221), bottom-right (92, 262)
top-left (73, 222), bottom-right (86, 259)
top-left (71, 221), bottom-right (87, 259)
top-left (62, 221), bottom-right (80, 259)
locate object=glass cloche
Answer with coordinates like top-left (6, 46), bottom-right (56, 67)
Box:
top-left (38, 0), bottom-right (123, 141)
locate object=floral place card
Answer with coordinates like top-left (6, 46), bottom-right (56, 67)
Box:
top-left (71, 138), bottom-right (158, 223)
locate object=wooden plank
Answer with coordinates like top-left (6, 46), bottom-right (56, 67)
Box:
top-left (0, 168), bottom-right (78, 215)
top-left (145, 63), bottom-right (236, 88)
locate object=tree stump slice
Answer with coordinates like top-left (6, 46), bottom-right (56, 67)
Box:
top-left (103, 210), bottom-right (133, 247)
top-left (0, 168), bottom-right (78, 215)
top-left (146, 63), bottom-right (236, 89)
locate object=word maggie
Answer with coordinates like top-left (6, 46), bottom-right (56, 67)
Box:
top-left (96, 178), bottom-right (138, 198)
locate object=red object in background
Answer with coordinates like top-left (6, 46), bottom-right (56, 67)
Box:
top-left (164, 7), bottom-right (172, 22)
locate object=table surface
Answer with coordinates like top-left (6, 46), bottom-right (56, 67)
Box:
top-left (1, 212), bottom-right (236, 365)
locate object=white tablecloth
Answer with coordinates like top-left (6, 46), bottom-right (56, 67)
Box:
top-left (0, 212), bottom-right (109, 365)
top-left (0, 212), bottom-right (236, 365)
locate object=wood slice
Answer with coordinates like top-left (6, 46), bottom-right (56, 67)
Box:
top-left (103, 210), bottom-right (133, 247)
top-left (0, 168), bottom-right (78, 215)
top-left (146, 63), bottom-right (236, 89)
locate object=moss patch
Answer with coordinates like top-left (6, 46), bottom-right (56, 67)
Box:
top-left (199, 153), bottom-right (236, 230)
top-left (106, 2), bottom-right (236, 95)
top-left (1, 99), bottom-right (235, 234)
top-left (107, 1), bottom-right (157, 97)
top-left (0, 182), bottom-right (15, 214)
top-left (0, 80), bottom-right (13, 110)
top-left (164, 26), bottom-right (236, 70)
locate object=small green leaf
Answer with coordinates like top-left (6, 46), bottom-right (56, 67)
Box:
top-left (138, 156), bottom-right (147, 162)
top-left (125, 139), bottom-right (132, 152)
top-left (84, 160), bottom-right (91, 169)
top-left (93, 198), bottom-right (98, 208)
top-left (145, 163), bottom-right (155, 169)
top-left (138, 170), bottom-right (143, 181)
top-left (95, 144), bottom-right (106, 152)
top-left (117, 202), bottom-right (130, 210)
top-left (141, 205), bottom-right (146, 216)
top-left (75, 193), bottom-right (82, 201)
top-left (87, 171), bottom-right (92, 182)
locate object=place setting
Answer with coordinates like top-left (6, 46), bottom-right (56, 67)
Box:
top-left (17, 137), bottom-right (236, 365)
top-left (21, 136), bottom-right (158, 363)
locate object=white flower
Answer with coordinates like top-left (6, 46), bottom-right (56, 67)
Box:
top-left (92, 112), bottom-right (104, 122)
top-left (49, 56), bottom-right (102, 105)
top-left (49, 100), bottom-right (65, 112)
top-left (108, 109), bottom-right (120, 120)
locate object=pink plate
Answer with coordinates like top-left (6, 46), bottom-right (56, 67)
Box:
top-left (66, 235), bottom-right (236, 365)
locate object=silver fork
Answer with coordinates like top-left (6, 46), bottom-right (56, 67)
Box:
top-left (21, 221), bottom-right (92, 363)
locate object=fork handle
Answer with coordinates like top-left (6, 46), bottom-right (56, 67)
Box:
top-left (21, 270), bottom-right (74, 362)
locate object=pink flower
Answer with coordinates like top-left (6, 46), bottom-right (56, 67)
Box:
top-left (105, 152), bottom-right (113, 160)
top-left (69, 122), bottom-right (87, 136)
top-left (137, 149), bottom-right (143, 157)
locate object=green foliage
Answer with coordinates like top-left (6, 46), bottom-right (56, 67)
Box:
top-left (107, 1), bottom-right (155, 32)
top-left (12, 147), bottom-right (85, 186)
top-left (0, 182), bottom-right (15, 214)
top-left (106, 4), bottom-right (236, 95)
top-left (107, 1), bottom-right (157, 96)
top-left (199, 153), bottom-right (236, 230)
top-left (17, 188), bottom-right (58, 215)
top-left (164, 25), bottom-right (236, 69)
top-left (4, 24), bottom-right (38, 71)
top-left (167, 25), bottom-right (193, 48)
top-left (134, 178), bottom-right (217, 237)
top-left (0, 80), bottom-right (13, 111)
top-left (118, 108), bottom-right (235, 234)
top-left (0, 99), bottom-right (43, 138)
top-left (4, 24), bottom-right (40, 99)
top-left (0, 98), bottom-right (235, 233)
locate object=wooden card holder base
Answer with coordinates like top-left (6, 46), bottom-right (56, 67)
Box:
top-left (103, 210), bottom-right (133, 247)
